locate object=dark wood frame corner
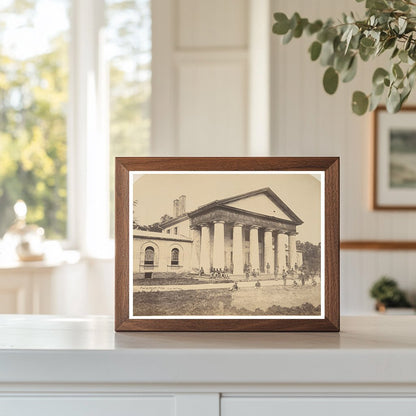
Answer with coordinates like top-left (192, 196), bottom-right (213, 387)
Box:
top-left (115, 157), bottom-right (340, 332)
top-left (373, 105), bottom-right (416, 211)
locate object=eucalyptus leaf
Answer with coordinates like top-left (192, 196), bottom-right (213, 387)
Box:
top-left (373, 82), bottom-right (385, 95)
top-left (366, 0), bottom-right (388, 10)
top-left (408, 70), bottom-right (416, 88)
top-left (307, 20), bottom-right (323, 35)
top-left (320, 40), bottom-right (335, 66)
top-left (323, 67), bottom-right (339, 94)
top-left (372, 67), bottom-right (389, 85)
top-left (369, 92), bottom-right (383, 111)
top-left (273, 13), bottom-right (290, 34)
top-left (309, 41), bottom-right (322, 61)
top-left (393, 63), bottom-right (404, 79)
top-left (399, 49), bottom-right (408, 63)
top-left (387, 87), bottom-right (401, 112)
top-left (282, 29), bottom-right (294, 44)
top-left (359, 44), bottom-right (375, 61)
top-left (391, 47), bottom-right (399, 59)
top-left (401, 86), bottom-right (411, 106)
top-left (383, 37), bottom-right (396, 50)
top-left (360, 37), bottom-right (375, 48)
top-left (352, 91), bottom-right (369, 115)
top-left (342, 56), bottom-right (358, 82)
top-left (405, 33), bottom-right (413, 50)
top-left (398, 17), bottom-right (407, 34)
top-left (293, 18), bottom-right (308, 38)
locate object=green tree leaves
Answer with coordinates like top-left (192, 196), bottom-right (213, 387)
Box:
top-left (272, 3), bottom-right (416, 115)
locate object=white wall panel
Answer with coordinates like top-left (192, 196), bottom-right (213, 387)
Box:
top-left (177, 61), bottom-right (247, 156)
top-left (271, 0), bottom-right (416, 314)
top-left (178, 0), bottom-right (248, 49)
top-left (152, 0), bottom-right (254, 157)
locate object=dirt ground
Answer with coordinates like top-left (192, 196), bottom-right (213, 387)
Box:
top-left (133, 284), bottom-right (321, 316)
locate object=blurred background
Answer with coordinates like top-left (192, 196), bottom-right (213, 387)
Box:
top-left (0, 0), bottom-right (415, 316)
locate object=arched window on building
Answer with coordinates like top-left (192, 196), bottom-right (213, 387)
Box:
top-left (144, 246), bottom-right (155, 265)
top-left (171, 248), bottom-right (179, 265)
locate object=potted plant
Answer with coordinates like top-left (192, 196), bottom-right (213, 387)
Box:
top-left (369, 276), bottom-right (413, 312)
top-left (272, 0), bottom-right (416, 115)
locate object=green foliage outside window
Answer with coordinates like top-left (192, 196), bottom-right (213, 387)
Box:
top-left (0, 0), bottom-right (69, 238)
top-left (0, 0), bottom-right (151, 240)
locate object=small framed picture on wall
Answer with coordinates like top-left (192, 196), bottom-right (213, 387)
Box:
top-left (374, 106), bottom-right (416, 209)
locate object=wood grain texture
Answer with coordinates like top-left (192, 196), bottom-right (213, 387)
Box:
top-left (114, 157), bottom-right (340, 332)
top-left (373, 106), bottom-right (416, 210)
top-left (341, 241), bottom-right (416, 250)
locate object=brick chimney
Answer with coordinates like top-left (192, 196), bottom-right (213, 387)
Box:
top-left (178, 195), bottom-right (186, 216)
top-left (173, 199), bottom-right (179, 217)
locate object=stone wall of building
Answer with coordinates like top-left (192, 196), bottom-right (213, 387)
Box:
top-left (133, 237), bottom-right (193, 275)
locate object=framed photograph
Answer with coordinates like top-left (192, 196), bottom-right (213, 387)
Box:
top-left (115, 157), bottom-right (339, 332)
top-left (374, 106), bottom-right (416, 209)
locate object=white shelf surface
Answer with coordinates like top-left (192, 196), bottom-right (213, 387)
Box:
top-left (0, 315), bottom-right (415, 389)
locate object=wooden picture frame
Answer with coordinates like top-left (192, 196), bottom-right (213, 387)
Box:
top-left (115, 157), bottom-right (339, 332)
top-left (373, 106), bottom-right (416, 210)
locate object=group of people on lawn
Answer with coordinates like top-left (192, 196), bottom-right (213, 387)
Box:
top-left (198, 262), bottom-right (317, 289)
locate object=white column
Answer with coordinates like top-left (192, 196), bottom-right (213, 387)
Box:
top-left (249, 226), bottom-right (259, 271)
top-left (288, 232), bottom-right (298, 269)
top-left (213, 221), bottom-right (225, 269)
top-left (200, 224), bottom-right (210, 274)
top-left (264, 229), bottom-right (274, 274)
top-left (232, 223), bottom-right (244, 275)
top-left (190, 226), bottom-right (200, 271)
top-left (276, 231), bottom-right (286, 272)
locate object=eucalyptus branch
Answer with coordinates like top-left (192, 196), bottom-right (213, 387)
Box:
top-left (272, 0), bottom-right (416, 114)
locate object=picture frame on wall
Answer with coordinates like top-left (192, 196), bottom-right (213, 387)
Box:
top-left (374, 106), bottom-right (416, 210)
top-left (115, 157), bottom-right (339, 332)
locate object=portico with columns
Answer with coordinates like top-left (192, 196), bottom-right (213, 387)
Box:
top-left (186, 188), bottom-right (304, 275)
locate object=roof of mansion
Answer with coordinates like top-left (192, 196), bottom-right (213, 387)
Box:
top-left (158, 187), bottom-right (303, 230)
top-left (133, 229), bottom-right (192, 242)
top-left (187, 187), bottom-right (303, 225)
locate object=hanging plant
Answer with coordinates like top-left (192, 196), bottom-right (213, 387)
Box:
top-left (272, 0), bottom-right (416, 115)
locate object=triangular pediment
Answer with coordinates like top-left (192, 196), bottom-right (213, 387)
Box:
top-left (189, 188), bottom-right (303, 225)
top-left (225, 193), bottom-right (292, 221)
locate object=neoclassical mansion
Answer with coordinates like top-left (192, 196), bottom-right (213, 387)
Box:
top-left (133, 188), bottom-right (304, 276)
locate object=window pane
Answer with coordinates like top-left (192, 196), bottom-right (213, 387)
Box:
top-left (144, 246), bottom-right (154, 264)
top-left (106, 0), bottom-right (151, 237)
top-left (0, 0), bottom-right (70, 239)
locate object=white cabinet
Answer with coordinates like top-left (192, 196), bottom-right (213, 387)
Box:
top-left (222, 398), bottom-right (416, 416)
top-left (1, 316), bottom-right (416, 416)
top-left (1, 397), bottom-right (175, 416)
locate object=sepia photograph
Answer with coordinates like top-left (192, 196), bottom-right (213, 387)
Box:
top-left (129, 172), bottom-right (324, 319)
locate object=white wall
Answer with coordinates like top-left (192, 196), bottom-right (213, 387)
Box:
top-left (271, 0), bottom-right (416, 313)
top-left (152, 0), bottom-right (271, 156)
top-left (53, 0), bottom-right (416, 316)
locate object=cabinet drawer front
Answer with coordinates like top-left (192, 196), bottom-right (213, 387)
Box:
top-left (222, 398), bottom-right (416, 416)
top-left (0, 396), bottom-right (174, 416)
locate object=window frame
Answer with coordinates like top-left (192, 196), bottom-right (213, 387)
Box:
top-left (170, 247), bottom-right (179, 266)
top-left (144, 246), bottom-right (155, 265)
top-left (67, 0), bottom-right (110, 257)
